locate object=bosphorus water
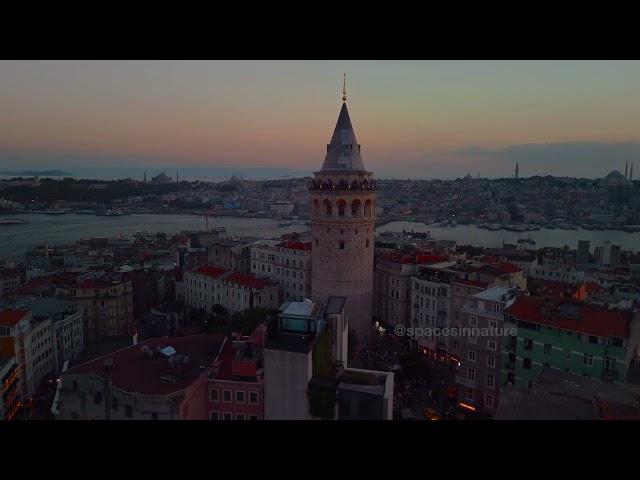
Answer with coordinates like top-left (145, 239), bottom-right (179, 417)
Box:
top-left (1, 215), bottom-right (639, 262)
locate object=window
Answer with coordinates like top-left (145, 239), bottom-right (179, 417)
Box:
top-left (236, 413), bottom-right (245, 420)
top-left (249, 415), bottom-right (259, 421)
top-left (468, 350), bottom-right (476, 362)
top-left (524, 338), bottom-right (533, 351)
top-left (609, 337), bottom-right (624, 347)
top-left (488, 340), bottom-right (497, 351)
top-left (485, 374), bottom-right (495, 389)
top-left (467, 390), bottom-right (473, 401)
top-left (485, 394), bottom-right (494, 408)
top-left (112, 397), bottom-right (119, 410)
top-left (452, 341), bottom-right (459, 352)
top-left (487, 356), bottom-right (495, 368)
top-left (125, 405), bottom-right (133, 418)
top-left (93, 391), bottom-right (102, 405)
top-left (523, 357), bottom-right (532, 370)
top-left (588, 335), bottom-right (599, 345)
top-left (339, 241), bottom-right (345, 250)
top-left (488, 320), bottom-right (497, 331)
top-left (469, 316), bottom-right (478, 327)
top-left (249, 391), bottom-right (258, 405)
top-left (209, 411), bottom-right (219, 420)
top-left (544, 344), bottom-right (551, 355)
top-left (582, 353), bottom-right (593, 367)
top-left (209, 389), bottom-right (219, 402)
top-left (492, 304), bottom-right (501, 314)
top-left (236, 390), bottom-right (245, 404)
top-left (223, 390), bottom-right (232, 403)
top-left (223, 412), bottom-right (232, 421)
top-left (467, 368), bottom-right (475, 381)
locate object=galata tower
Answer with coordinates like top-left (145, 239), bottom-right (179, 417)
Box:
top-left (310, 77), bottom-right (376, 347)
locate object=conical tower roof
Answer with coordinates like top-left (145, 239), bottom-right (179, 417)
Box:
top-left (320, 102), bottom-right (367, 172)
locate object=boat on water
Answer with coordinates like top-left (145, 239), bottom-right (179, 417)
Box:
top-left (96, 210), bottom-right (129, 217)
top-left (278, 222), bottom-right (293, 227)
top-left (211, 226), bottom-right (226, 233)
top-left (0, 218), bottom-right (28, 225)
top-left (75, 209), bottom-right (97, 214)
top-left (44, 209), bottom-right (66, 215)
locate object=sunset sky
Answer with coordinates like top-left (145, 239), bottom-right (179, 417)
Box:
top-left (2, 60), bottom-right (640, 179)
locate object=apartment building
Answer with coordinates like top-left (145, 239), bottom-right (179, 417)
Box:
top-left (184, 265), bottom-right (279, 314)
top-left (250, 240), bottom-right (312, 302)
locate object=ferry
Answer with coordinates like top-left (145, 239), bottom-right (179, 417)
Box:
top-left (44, 209), bottom-right (66, 215)
top-left (96, 210), bottom-right (129, 217)
top-left (0, 218), bottom-right (28, 225)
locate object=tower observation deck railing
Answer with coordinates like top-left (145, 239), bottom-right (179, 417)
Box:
top-left (309, 179), bottom-right (376, 192)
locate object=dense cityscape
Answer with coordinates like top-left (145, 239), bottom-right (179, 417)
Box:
top-left (2, 64), bottom-right (640, 422)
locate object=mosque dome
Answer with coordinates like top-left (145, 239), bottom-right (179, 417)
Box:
top-left (604, 170), bottom-right (626, 186)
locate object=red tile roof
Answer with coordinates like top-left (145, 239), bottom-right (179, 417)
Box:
top-left (0, 309), bottom-right (29, 328)
top-left (537, 280), bottom-right (577, 299)
top-left (65, 335), bottom-right (225, 395)
top-left (277, 241), bottom-right (311, 251)
top-left (10, 277), bottom-right (53, 296)
top-left (494, 261), bottom-right (522, 274)
top-left (225, 272), bottom-right (270, 289)
top-left (196, 265), bottom-right (228, 279)
top-left (505, 296), bottom-right (633, 338)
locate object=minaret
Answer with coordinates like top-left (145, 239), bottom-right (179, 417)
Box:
top-left (310, 75), bottom-right (375, 346)
top-left (143, 172), bottom-right (147, 184)
top-left (176, 170), bottom-right (179, 182)
top-left (625, 162), bottom-right (629, 180)
top-left (631, 163), bottom-right (634, 181)
top-left (515, 162), bottom-right (519, 179)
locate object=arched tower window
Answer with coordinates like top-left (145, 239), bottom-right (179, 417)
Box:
top-left (339, 241), bottom-right (345, 250)
top-left (364, 199), bottom-right (372, 217)
top-left (366, 239), bottom-right (370, 248)
top-left (323, 199), bottom-right (332, 216)
top-left (313, 199), bottom-right (320, 216)
top-left (351, 199), bottom-right (362, 217)
top-left (337, 199), bottom-right (347, 217)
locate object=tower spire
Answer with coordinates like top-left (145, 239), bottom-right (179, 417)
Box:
top-left (342, 73), bottom-right (347, 103)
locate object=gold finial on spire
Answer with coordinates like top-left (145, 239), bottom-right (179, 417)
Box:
top-left (342, 73), bottom-right (347, 102)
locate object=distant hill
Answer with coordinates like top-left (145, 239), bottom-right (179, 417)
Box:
top-left (0, 170), bottom-right (72, 177)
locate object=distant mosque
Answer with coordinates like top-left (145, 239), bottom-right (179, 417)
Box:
top-left (603, 162), bottom-right (633, 187)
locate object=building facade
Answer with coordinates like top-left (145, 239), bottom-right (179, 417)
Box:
top-left (184, 265), bottom-right (279, 314)
top-left (410, 269), bottom-right (455, 356)
top-left (207, 238), bottom-right (252, 274)
top-left (453, 286), bottom-right (518, 416)
top-left (503, 297), bottom-right (640, 389)
top-left (55, 277), bottom-right (133, 342)
top-left (310, 94), bottom-right (376, 345)
top-left (251, 240), bottom-right (312, 302)
top-left (0, 268), bottom-right (21, 299)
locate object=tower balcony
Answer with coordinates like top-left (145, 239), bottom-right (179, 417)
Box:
top-left (309, 178), bottom-right (376, 192)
